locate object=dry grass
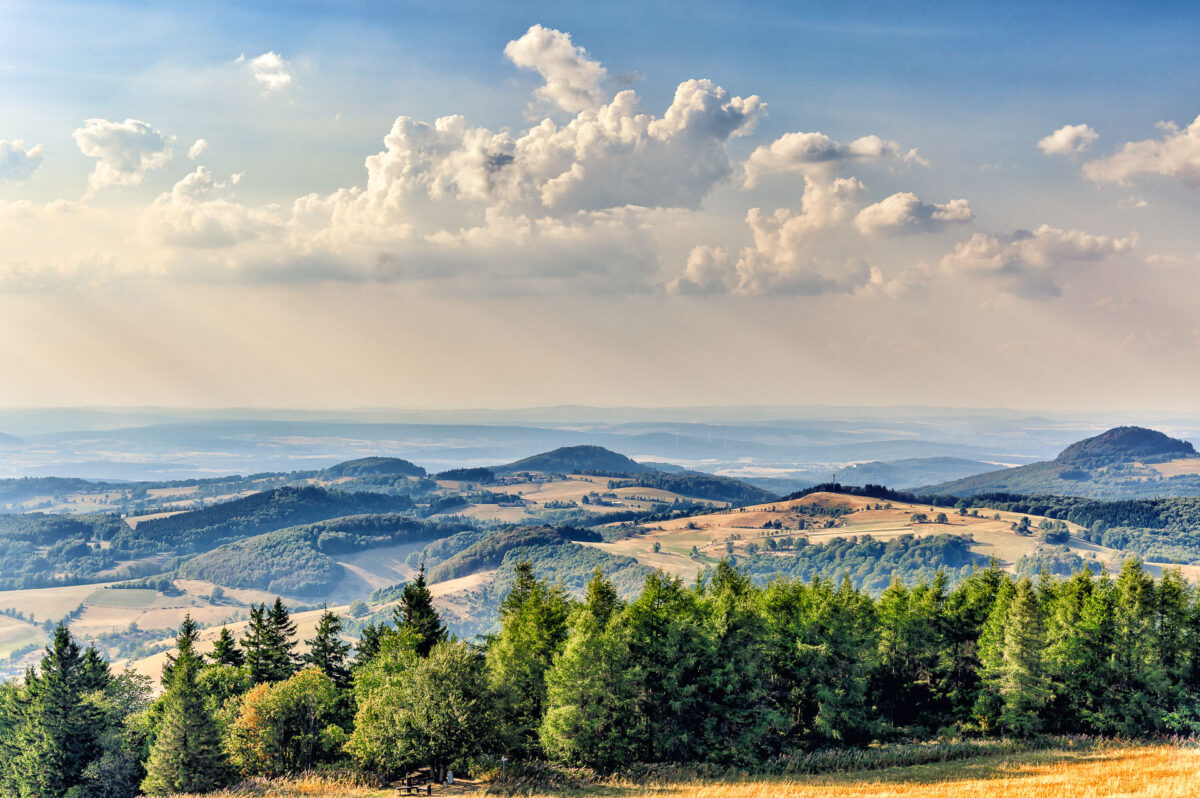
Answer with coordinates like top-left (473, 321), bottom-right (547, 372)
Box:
top-left (161, 743), bottom-right (1199, 798)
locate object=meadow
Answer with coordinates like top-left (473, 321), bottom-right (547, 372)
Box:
top-left (162, 741), bottom-right (1200, 797)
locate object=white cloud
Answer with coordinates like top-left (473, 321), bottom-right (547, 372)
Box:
top-left (1037, 123), bottom-right (1098, 155)
top-left (144, 166), bottom-right (281, 248)
top-left (0, 140), bottom-right (44, 183)
top-left (854, 192), bottom-right (972, 235)
top-left (670, 176), bottom-right (872, 295)
top-left (940, 224), bottom-right (1137, 298)
top-left (187, 138), bottom-right (208, 160)
top-left (743, 131), bottom-right (922, 187)
top-left (504, 25), bottom-right (608, 113)
top-left (1083, 114), bottom-right (1200, 186)
top-left (73, 118), bottom-right (173, 196)
top-left (246, 51), bottom-right (292, 93)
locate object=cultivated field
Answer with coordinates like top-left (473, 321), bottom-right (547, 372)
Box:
top-left (582, 492), bottom-right (1198, 583)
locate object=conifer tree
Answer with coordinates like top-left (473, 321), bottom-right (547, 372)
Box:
top-left (353, 621), bottom-right (391, 668)
top-left (304, 608), bottom-right (352, 690)
top-left (13, 625), bottom-right (107, 796)
top-left (212, 626), bottom-right (245, 667)
top-left (487, 560), bottom-right (571, 756)
top-left (242, 600), bottom-right (296, 683)
top-left (141, 620), bottom-right (229, 794)
top-left (973, 576), bottom-right (1016, 733)
top-left (162, 613), bottom-right (202, 685)
top-left (540, 569), bottom-right (639, 770)
top-left (998, 577), bottom-right (1051, 736)
top-left (393, 564), bottom-right (446, 657)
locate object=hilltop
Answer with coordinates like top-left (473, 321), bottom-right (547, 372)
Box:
top-left (494, 445), bottom-right (656, 475)
top-left (924, 426), bottom-right (1200, 499)
top-left (321, 456), bottom-right (426, 478)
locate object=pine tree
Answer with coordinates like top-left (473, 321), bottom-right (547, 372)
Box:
top-left (141, 620), bottom-right (229, 794)
top-left (973, 575), bottom-right (1016, 733)
top-left (304, 608), bottom-right (352, 690)
top-left (393, 564), bottom-right (446, 657)
top-left (212, 626), bottom-right (245, 667)
top-left (353, 621), bottom-right (391, 668)
top-left (998, 577), bottom-right (1051, 736)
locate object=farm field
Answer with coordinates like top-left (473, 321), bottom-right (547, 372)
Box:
top-left (582, 492), bottom-right (1200, 583)
top-left (164, 742), bottom-right (1200, 797)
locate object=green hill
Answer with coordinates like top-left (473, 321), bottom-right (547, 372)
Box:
top-left (321, 456), bottom-right (426, 478)
top-left (923, 426), bottom-right (1200, 499)
top-left (494, 445), bottom-right (654, 475)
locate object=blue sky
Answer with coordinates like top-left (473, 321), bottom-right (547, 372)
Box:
top-left (0, 1), bottom-right (1198, 410)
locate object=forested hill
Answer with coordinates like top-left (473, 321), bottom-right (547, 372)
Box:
top-left (922, 426), bottom-right (1200, 500)
top-left (321, 456), bottom-right (426, 478)
top-left (493, 445), bottom-right (655, 475)
top-left (124, 486), bottom-right (414, 552)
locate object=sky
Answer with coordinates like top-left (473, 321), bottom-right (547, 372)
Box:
top-left (1, 1), bottom-right (1199, 411)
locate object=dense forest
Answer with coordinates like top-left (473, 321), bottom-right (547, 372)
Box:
top-left (607, 471), bottom-right (775, 504)
top-left (5, 555), bottom-right (1200, 796)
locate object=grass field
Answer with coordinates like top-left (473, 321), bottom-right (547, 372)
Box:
top-left (162, 742), bottom-right (1200, 797)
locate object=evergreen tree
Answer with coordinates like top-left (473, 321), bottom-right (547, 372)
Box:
top-left (393, 564), bottom-right (446, 657)
top-left (268, 597), bottom-right (299, 674)
top-left (353, 621), bottom-right (392, 668)
top-left (998, 577), bottom-right (1051, 736)
top-left (304, 608), bottom-right (352, 690)
top-left (487, 560), bottom-right (571, 756)
top-left (212, 626), bottom-right (245, 667)
top-left (242, 601), bottom-right (296, 683)
top-left (540, 569), bottom-right (639, 770)
top-left (141, 621), bottom-right (229, 794)
top-left (162, 613), bottom-right (201, 685)
top-left (12, 625), bottom-right (107, 797)
top-left (973, 575), bottom-right (1017, 733)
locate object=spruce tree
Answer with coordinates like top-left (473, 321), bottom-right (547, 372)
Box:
top-left (353, 621), bottom-right (391, 668)
top-left (141, 621), bottom-right (229, 794)
top-left (162, 613), bottom-right (202, 685)
top-left (242, 600), bottom-right (296, 683)
top-left (394, 564), bottom-right (446, 657)
top-left (487, 560), bottom-right (571, 756)
top-left (268, 597), bottom-right (299, 675)
top-left (212, 626), bottom-right (245, 667)
top-left (304, 608), bottom-right (352, 690)
top-left (540, 569), bottom-right (638, 770)
top-left (13, 625), bottom-right (106, 797)
top-left (998, 577), bottom-right (1051, 736)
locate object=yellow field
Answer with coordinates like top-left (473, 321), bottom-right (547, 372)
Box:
top-left (0, 614), bottom-right (45, 658)
top-left (162, 743), bottom-right (1200, 798)
top-left (581, 492), bottom-right (1199, 583)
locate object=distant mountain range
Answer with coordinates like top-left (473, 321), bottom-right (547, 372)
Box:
top-left (923, 426), bottom-right (1200, 499)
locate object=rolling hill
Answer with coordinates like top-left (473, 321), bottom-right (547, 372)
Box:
top-left (923, 426), bottom-right (1200, 499)
top-left (494, 444), bottom-right (655, 475)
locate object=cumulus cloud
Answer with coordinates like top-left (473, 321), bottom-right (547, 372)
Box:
top-left (1037, 123), bottom-right (1098, 155)
top-left (187, 138), bottom-right (208, 160)
top-left (854, 192), bottom-right (972, 235)
top-left (940, 224), bottom-right (1137, 298)
top-left (144, 166), bottom-right (281, 248)
top-left (669, 176), bottom-right (872, 295)
top-left (244, 51), bottom-right (292, 93)
top-left (300, 75), bottom-right (764, 240)
top-left (1083, 115), bottom-right (1200, 186)
top-left (504, 25), bottom-right (608, 113)
top-left (0, 140), bottom-right (44, 183)
top-left (73, 118), bottom-right (173, 196)
top-left (743, 131), bottom-right (923, 187)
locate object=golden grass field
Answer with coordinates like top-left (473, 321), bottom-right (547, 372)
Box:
top-left (582, 491), bottom-right (1200, 584)
top-left (161, 743), bottom-right (1200, 797)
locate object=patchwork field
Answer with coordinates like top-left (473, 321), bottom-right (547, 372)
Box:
top-left (581, 492), bottom-right (1178, 583)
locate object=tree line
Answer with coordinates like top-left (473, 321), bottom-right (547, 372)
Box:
top-left (4, 557), bottom-right (1200, 796)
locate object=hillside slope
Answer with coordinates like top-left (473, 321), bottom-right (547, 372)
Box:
top-left (495, 445), bottom-right (655, 475)
top-left (923, 426), bottom-right (1200, 499)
